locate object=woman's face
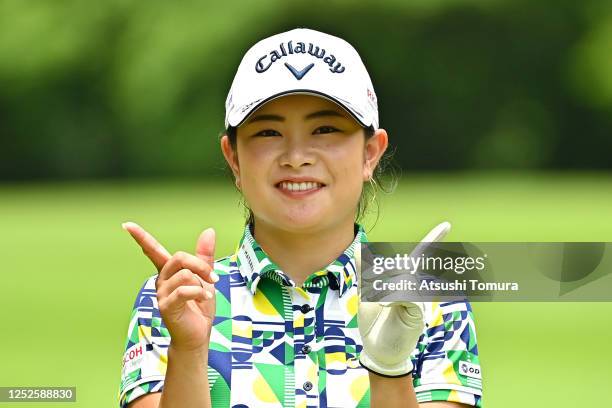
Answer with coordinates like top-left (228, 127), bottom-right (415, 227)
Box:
top-left (221, 94), bottom-right (388, 233)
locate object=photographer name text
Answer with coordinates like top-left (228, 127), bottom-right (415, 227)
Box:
top-left (372, 279), bottom-right (519, 292)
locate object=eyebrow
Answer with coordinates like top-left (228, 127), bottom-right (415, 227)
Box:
top-left (246, 109), bottom-right (347, 124)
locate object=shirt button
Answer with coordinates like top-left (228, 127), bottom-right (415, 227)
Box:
top-left (303, 381), bottom-right (313, 392)
top-left (301, 345), bottom-right (311, 354)
top-left (300, 304), bottom-right (312, 314)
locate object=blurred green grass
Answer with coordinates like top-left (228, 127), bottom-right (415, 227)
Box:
top-left (0, 173), bottom-right (611, 407)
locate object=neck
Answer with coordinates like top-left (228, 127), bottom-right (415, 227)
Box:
top-left (252, 218), bottom-right (357, 287)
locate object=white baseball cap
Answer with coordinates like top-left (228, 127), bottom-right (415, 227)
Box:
top-left (225, 27), bottom-right (379, 130)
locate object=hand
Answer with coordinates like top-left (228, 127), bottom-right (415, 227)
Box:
top-left (122, 222), bottom-right (219, 353)
top-left (357, 222), bottom-right (452, 377)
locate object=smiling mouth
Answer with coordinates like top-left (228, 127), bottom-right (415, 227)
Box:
top-left (275, 181), bottom-right (326, 193)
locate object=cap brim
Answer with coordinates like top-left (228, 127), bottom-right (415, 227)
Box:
top-left (229, 89), bottom-right (371, 129)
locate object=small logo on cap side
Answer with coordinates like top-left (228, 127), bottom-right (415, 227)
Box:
top-left (367, 88), bottom-right (377, 104)
top-left (284, 62), bottom-right (314, 80)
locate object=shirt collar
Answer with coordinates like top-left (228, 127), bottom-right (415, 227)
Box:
top-left (233, 223), bottom-right (368, 298)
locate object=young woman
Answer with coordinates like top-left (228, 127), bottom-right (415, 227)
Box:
top-left (118, 28), bottom-right (482, 408)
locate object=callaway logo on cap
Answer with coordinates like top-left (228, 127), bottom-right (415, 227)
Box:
top-left (225, 27), bottom-right (379, 130)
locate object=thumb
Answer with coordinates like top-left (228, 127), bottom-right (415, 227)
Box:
top-left (196, 227), bottom-right (216, 266)
top-left (393, 302), bottom-right (424, 330)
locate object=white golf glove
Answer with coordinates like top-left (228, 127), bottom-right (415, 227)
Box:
top-left (357, 222), bottom-right (451, 377)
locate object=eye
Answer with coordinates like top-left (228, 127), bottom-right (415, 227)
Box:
top-left (313, 126), bottom-right (340, 134)
top-left (254, 129), bottom-right (281, 137)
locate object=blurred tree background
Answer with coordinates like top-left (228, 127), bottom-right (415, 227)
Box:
top-left (2, 3), bottom-right (612, 407)
top-left (1, 0), bottom-right (611, 181)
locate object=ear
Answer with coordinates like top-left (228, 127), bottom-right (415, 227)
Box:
top-left (363, 128), bottom-right (389, 181)
top-left (221, 134), bottom-right (241, 184)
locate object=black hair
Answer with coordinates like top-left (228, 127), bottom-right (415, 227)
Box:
top-left (221, 124), bottom-right (398, 230)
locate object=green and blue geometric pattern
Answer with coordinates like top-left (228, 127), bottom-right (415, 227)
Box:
top-left (118, 223), bottom-right (482, 407)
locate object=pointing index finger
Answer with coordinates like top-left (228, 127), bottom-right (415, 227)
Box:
top-left (122, 221), bottom-right (171, 271)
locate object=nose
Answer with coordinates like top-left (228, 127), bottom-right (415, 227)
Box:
top-left (279, 136), bottom-right (316, 169)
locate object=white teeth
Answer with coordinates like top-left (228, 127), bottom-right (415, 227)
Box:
top-left (279, 181), bottom-right (322, 191)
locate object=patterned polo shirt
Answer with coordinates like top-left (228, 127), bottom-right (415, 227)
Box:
top-left (118, 223), bottom-right (483, 407)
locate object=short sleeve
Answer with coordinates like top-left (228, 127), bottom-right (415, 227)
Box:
top-left (410, 300), bottom-right (483, 407)
top-left (118, 275), bottom-right (169, 408)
